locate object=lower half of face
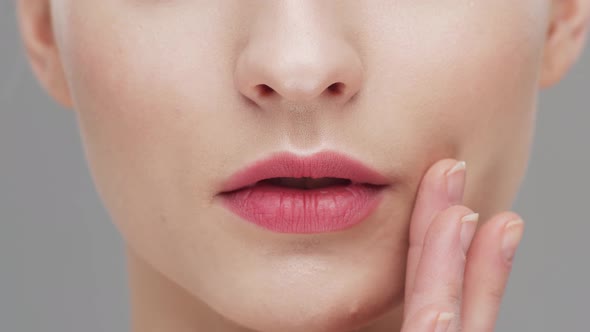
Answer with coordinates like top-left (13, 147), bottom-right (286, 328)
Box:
top-left (53, 0), bottom-right (549, 330)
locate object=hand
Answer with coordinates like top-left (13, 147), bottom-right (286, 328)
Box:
top-left (400, 159), bottom-right (525, 332)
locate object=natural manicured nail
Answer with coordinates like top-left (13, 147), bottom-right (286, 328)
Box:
top-left (502, 218), bottom-right (524, 262)
top-left (434, 312), bottom-right (454, 332)
top-left (460, 212), bottom-right (479, 256)
top-left (445, 161), bottom-right (466, 205)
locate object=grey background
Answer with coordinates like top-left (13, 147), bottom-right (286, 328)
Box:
top-left (1, 1), bottom-right (589, 331)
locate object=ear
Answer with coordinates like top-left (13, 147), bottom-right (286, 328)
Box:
top-left (17, 0), bottom-right (73, 109)
top-left (540, 0), bottom-right (590, 88)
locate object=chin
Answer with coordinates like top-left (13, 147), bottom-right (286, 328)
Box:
top-left (206, 260), bottom-right (404, 332)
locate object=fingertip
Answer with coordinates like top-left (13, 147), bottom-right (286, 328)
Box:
top-left (434, 312), bottom-right (454, 332)
top-left (423, 205), bottom-right (476, 259)
top-left (401, 306), bottom-right (450, 332)
top-left (408, 159), bottom-right (462, 242)
top-left (416, 158), bottom-right (466, 207)
top-left (468, 210), bottom-right (525, 266)
top-left (423, 158), bottom-right (462, 185)
top-left (502, 217), bottom-right (525, 263)
top-left (411, 158), bottom-right (463, 220)
top-left (477, 211), bottom-right (523, 235)
top-left (427, 205), bottom-right (475, 236)
top-left (445, 160), bottom-right (466, 206)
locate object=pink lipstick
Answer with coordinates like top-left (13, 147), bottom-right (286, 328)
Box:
top-left (217, 150), bottom-right (390, 234)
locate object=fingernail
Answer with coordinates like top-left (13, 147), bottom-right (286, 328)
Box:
top-left (502, 218), bottom-right (524, 262)
top-left (460, 212), bottom-right (479, 256)
top-left (434, 312), bottom-right (454, 332)
top-left (445, 161), bottom-right (466, 205)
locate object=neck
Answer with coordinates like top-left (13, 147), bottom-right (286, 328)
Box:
top-left (126, 246), bottom-right (404, 332)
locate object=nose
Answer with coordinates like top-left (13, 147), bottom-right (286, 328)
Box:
top-left (234, 3), bottom-right (364, 109)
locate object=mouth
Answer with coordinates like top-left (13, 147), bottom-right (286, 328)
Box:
top-left (218, 150), bottom-right (390, 193)
top-left (224, 176), bottom-right (376, 193)
top-left (217, 151), bottom-right (391, 234)
top-left (255, 176), bottom-right (352, 189)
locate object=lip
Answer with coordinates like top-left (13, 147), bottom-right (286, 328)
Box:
top-left (218, 150), bottom-right (390, 193)
top-left (217, 150), bottom-right (391, 234)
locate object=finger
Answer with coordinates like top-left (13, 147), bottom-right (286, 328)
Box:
top-left (461, 212), bottom-right (525, 332)
top-left (402, 205), bottom-right (479, 331)
top-left (404, 159), bottom-right (467, 317)
top-left (399, 307), bottom-right (453, 332)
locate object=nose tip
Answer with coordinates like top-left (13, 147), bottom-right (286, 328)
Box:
top-left (234, 37), bottom-right (364, 108)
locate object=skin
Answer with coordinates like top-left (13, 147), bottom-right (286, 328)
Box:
top-left (17, 0), bottom-right (590, 331)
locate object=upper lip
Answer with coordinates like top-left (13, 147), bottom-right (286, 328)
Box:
top-left (218, 150), bottom-right (390, 193)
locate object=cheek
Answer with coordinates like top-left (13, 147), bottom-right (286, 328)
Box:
top-left (61, 2), bottom-right (228, 191)
top-left (56, 3), bottom-right (255, 298)
top-left (56, 3), bottom-right (221, 256)
top-left (373, 3), bottom-right (547, 214)
top-left (387, 2), bottom-right (546, 123)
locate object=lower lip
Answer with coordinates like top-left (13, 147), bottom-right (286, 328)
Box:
top-left (218, 183), bottom-right (387, 234)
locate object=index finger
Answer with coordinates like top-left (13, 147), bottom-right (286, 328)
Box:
top-left (403, 158), bottom-right (466, 318)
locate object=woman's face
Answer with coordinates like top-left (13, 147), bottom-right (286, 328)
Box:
top-left (47, 1), bottom-right (551, 331)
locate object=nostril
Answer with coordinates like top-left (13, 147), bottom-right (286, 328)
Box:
top-left (327, 82), bottom-right (345, 95)
top-left (256, 84), bottom-right (274, 97)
